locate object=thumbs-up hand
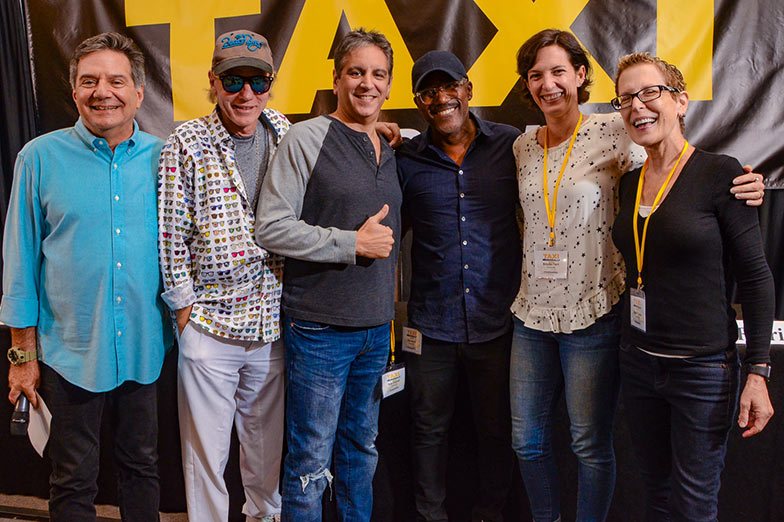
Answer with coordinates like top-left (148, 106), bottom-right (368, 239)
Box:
top-left (356, 204), bottom-right (394, 259)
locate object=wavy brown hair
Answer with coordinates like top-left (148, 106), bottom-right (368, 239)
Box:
top-left (516, 29), bottom-right (593, 110)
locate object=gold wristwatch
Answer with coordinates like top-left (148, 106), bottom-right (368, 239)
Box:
top-left (7, 346), bottom-right (37, 365)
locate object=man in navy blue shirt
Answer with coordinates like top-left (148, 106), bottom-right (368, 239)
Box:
top-left (396, 51), bottom-right (521, 522)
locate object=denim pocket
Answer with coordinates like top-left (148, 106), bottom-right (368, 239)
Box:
top-left (681, 351), bottom-right (734, 370)
top-left (290, 319), bottom-right (330, 332)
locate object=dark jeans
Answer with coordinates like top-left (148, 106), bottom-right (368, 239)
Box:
top-left (406, 331), bottom-right (515, 522)
top-left (620, 343), bottom-right (740, 522)
top-left (39, 363), bottom-right (160, 522)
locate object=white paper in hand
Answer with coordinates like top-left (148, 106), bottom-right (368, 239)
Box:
top-left (28, 392), bottom-right (51, 457)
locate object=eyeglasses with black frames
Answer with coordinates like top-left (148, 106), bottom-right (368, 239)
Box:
top-left (415, 78), bottom-right (468, 105)
top-left (611, 85), bottom-right (680, 110)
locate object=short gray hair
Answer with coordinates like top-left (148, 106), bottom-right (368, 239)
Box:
top-left (69, 32), bottom-right (145, 89)
top-left (333, 28), bottom-right (393, 78)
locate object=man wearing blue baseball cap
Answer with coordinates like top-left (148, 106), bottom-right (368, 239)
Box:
top-left (158, 30), bottom-right (290, 522)
top-left (397, 50), bottom-right (521, 522)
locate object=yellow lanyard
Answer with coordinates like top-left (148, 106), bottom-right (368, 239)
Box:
top-left (632, 141), bottom-right (689, 288)
top-left (390, 321), bottom-right (395, 364)
top-left (543, 113), bottom-right (583, 246)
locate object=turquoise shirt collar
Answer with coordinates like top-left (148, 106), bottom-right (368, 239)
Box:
top-left (73, 117), bottom-right (139, 150)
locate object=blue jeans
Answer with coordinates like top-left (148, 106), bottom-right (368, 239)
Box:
top-left (281, 318), bottom-right (390, 522)
top-left (620, 343), bottom-right (740, 522)
top-left (510, 310), bottom-right (621, 522)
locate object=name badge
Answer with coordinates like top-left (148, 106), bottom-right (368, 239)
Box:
top-left (534, 248), bottom-right (568, 279)
top-left (381, 362), bottom-right (405, 398)
top-left (630, 287), bottom-right (646, 332)
top-left (402, 327), bottom-right (422, 355)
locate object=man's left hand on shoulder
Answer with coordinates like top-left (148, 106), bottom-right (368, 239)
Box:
top-left (375, 121), bottom-right (402, 148)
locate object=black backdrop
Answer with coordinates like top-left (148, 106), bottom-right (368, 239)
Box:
top-left (1, 0), bottom-right (783, 520)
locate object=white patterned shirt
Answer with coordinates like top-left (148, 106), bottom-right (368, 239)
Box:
top-left (158, 108), bottom-right (290, 341)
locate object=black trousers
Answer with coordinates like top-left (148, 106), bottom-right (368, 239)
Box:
top-left (40, 363), bottom-right (160, 521)
top-left (406, 330), bottom-right (515, 522)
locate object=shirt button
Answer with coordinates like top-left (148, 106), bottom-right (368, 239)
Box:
top-left (113, 163), bottom-right (118, 169)
top-left (459, 170), bottom-right (464, 175)
top-left (115, 228), bottom-right (121, 234)
top-left (117, 330), bottom-right (122, 337)
top-left (115, 195), bottom-right (120, 201)
top-left (462, 240), bottom-right (467, 246)
top-left (465, 288), bottom-right (470, 293)
top-left (116, 296), bottom-right (122, 303)
top-left (460, 193), bottom-right (465, 198)
top-left (461, 216), bottom-right (466, 221)
top-left (116, 262), bottom-right (122, 269)
top-left (464, 264), bottom-right (469, 270)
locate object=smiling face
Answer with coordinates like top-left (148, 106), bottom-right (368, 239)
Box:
top-left (616, 63), bottom-right (688, 149)
top-left (210, 66), bottom-right (270, 136)
top-left (72, 49), bottom-right (143, 147)
top-left (332, 44), bottom-right (392, 127)
top-left (414, 71), bottom-right (473, 139)
top-left (524, 44), bottom-right (585, 121)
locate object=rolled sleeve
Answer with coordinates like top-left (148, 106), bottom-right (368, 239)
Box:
top-left (0, 295), bottom-right (39, 328)
top-left (160, 283), bottom-right (197, 311)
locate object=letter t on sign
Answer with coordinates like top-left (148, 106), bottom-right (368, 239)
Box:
top-left (126, 0), bottom-right (260, 121)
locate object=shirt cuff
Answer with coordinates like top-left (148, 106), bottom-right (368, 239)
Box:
top-left (0, 295), bottom-right (39, 328)
top-left (161, 284), bottom-right (197, 311)
top-left (335, 230), bottom-right (357, 265)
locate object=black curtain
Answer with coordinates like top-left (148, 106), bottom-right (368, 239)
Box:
top-left (0, 0), bottom-right (37, 292)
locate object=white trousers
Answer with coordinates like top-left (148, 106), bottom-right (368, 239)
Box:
top-left (177, 322), bottom-right (285, 522)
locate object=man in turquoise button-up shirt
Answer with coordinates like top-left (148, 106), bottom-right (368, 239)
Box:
top-left (1, 32), bottom-right (170, 521)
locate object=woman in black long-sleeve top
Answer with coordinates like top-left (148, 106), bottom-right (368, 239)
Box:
top-left (610, 52), bottom-right (774, 522)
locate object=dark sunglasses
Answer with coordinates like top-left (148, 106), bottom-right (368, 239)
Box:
top-left (219, 74), bottom-right (273, 94)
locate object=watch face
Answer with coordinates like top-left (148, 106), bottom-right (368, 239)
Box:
top-left (7, 348), bottom-right (33, 365)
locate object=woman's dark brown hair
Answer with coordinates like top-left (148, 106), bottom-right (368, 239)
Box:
top-left (516, 29), bottom-right (593, 109)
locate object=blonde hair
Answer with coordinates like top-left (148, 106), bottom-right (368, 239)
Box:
top-left (615, 52), bottom-right (686, 132)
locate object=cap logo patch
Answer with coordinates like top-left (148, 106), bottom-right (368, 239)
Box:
top-left (221, 33), bottom-right (264, 52)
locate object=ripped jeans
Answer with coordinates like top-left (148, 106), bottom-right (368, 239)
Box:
top-left (281, 318), bottom-right (390, 522)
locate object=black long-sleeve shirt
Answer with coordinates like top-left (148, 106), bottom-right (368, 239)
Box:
top-left (612, 149), bottom-right (773, 363)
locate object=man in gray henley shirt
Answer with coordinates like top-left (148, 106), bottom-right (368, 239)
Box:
top-left (255, 28), bottom-right (401, 522)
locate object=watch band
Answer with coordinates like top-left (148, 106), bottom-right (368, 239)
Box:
top-left (746, 364), bottom-right (771, 381)
top-left (7, 346), bottom-right (38, 365)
